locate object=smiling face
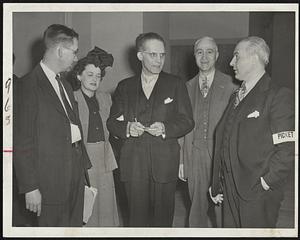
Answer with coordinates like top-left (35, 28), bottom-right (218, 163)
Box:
top-left (137, 39), bottom-right (166, 76)
top-left (230, 41), bottom-right (256, 82)
top-left (194, 38), bottom-right (219, 74)
top-left (77, 64), bottom-right (102, 96)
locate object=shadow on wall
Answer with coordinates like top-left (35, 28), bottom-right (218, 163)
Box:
top-left (126, 45), bottom-right (141, 75)
top-left (29, 38), bottom-right (45, 71)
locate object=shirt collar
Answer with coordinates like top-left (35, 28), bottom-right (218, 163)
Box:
top-left (244, 71), bottom-right (265, 94)
top-left (40, 60), bottom-right (57, 81)
top-left (141, 71), bottom-right (159, 84)
top-left (198, 69), bottom-right (215, 88)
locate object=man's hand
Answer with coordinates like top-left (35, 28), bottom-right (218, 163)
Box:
top-left (178, 163), bottom-right (186, 182)
top-left (146, 122), bottom-right (165, 137)
top-left (129, 121), bottom-right (145, 137)
top-left (209, 186), bottom-right (223, 205)
top-left (25, 189), bottom-right (42, 216)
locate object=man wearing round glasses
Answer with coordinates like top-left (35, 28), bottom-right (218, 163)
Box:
top-left (108, 32), bottom-right (194, 227)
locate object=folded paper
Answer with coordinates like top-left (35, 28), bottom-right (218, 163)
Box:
top-left (83, 185), bottom-right (98, 224)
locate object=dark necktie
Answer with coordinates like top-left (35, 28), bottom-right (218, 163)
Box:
top-left (200, 75), bottom-right (209, 97)
top-left (234, 81), bottom-right (247, 108)
top-left (55, 74), bottom-right (77, 124)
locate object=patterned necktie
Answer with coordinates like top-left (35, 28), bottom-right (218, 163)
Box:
top-left (200, 75), bottom-right (209, 98)
top-left (234, 81), bottom-right (247, 108)
top-left (55, 74), bottom-right (77, 124)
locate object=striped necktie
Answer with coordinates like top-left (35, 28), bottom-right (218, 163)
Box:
top-left (234, 81), bottom-right (246, 108)
top-left (55, 74), bottom-right (77, 124)
top-left (200, 75), bottom-right (209, 97)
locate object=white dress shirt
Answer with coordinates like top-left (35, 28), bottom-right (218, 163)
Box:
top-left (40, 61), bottom-right (81, 143)
top-left (141, 71), bottom-right (159, 99)
top-left (243, 71), bottom-right (266, 98)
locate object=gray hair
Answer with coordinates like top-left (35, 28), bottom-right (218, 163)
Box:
top-left (194, 36), bottom-right (218, 53)
top-left (239, 36), bottom-right (270, 66)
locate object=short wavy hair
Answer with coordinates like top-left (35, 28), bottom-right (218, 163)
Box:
top-left (43, 24), bottom-right (78, 50)
top-left (239, 36), bottom-right (270, 66)
top-left (135, 32), bottom-right (166, 51)
top-left (67, 47), bottom-right (114, 91)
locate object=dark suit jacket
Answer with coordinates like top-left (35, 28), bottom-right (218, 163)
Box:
top-left (211, 73), bottom-right (295, 201)
top-left (14, 64), bottom-right (91, 204)
top-left (181, 70), bottom-right (237, 178)
top-left (107, 71), bottom-right (194, 183)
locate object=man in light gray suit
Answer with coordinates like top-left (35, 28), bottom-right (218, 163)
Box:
top-left (179, 36), bottom-right (238, 227)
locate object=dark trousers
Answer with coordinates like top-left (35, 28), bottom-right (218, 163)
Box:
top-left (38, 146), bottom-right (85, 227)
top-left (222, 170), bottom-right (283, 228)
top-left (124, 178), bottom-right (177, 227)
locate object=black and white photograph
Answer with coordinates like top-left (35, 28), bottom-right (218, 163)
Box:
top-left (3, 3), bottom-right (298, 238)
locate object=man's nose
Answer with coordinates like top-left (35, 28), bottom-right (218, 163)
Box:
top-left (229, 57), bottom-right (234, 66)
top-left (201, 53), bottom-right (208, 61)
top-left (154, 54), bottom-right (162, 62)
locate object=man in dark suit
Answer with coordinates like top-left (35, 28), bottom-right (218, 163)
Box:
top-left (14, 24), bottom-right (91, 227)
top-left (179, 37), bottom-right (237, 227)
top-left (107, 32), bottom-right (194, 227)
top-left (210, 36), bottom-right (295, 227)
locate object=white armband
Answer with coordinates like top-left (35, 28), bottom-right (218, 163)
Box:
top-left (272, 131), bottom-right (295, 144)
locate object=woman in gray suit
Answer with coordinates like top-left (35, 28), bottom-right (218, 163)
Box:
top-left (68, 47), bottom-right (119, 227)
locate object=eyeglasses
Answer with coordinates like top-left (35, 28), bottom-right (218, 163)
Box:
top-left (142, 51), bottom-right (166, 58)
top-left (63, 46), bottom-right (79, 56)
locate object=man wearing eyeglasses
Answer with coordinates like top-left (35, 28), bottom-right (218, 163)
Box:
top-left (107, 32), bottom-right (194, 227)
top-left (14, 24), bottom-right (91, 226)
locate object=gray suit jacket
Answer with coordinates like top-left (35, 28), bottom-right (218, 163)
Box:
top-left (180, 70), bottom-right (237, 179)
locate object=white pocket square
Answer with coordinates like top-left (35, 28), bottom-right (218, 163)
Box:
top-left (116, 115), bottom-right (124, 121)
top-left (164, 97), bottom-right (173, 104)
top-left (247, 110), bottom-right (260, 118)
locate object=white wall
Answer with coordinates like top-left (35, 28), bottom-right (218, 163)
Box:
top-left (143, 12), bottom-right (170, 72)
top-left (90, 12), bottom-right (143, 93)
top-left (13, 12), bottom-right (65, 77)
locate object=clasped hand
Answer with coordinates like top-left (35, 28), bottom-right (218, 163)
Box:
top-left (129, 121), bottom-right (165, 137)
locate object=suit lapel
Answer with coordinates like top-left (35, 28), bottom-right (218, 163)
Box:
top-left (210, 70), bottom-right (226, 106)
top-left (186, 74), bottom-right (199, 113)
top-left (35, 64), bottom-right (67, 117)
top-left (235, 73), bottom-right (270, 122)
top-left (74, 90), bottom-right (89, 143)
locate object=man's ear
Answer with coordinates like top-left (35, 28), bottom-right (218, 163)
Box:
top-left (137, 52), bottom-right (143, 61)
top-left (215, 50), bottom-right (219, 61)
top-left (57, 45), bottom-right (64, 59)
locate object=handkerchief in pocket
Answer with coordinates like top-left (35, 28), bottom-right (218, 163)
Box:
top-left (247, 110), bottom-right (260, 118)
top-left (116, 115), bottom-right (124, 121)
top-left (164, 97), bottom-right (173, 104)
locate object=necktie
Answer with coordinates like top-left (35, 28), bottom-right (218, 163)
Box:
top-left (55, 74), bottom-right (77, 124)
top-left (234, 81), bottom-right (247, 108)
top-left (200, 75), bottom-right (209, 97)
